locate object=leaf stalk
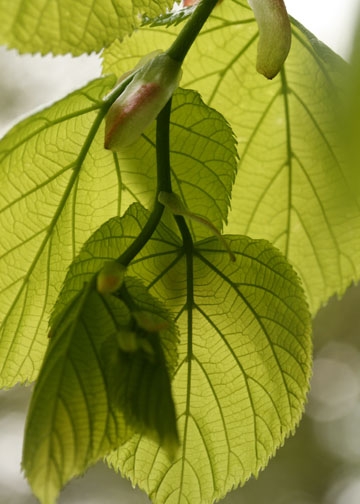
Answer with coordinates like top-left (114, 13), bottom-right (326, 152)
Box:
top-left (167, 0), bottom-right (219, 63)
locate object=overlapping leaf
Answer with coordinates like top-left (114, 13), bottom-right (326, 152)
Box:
top-left (111, 87), bottom-right (237, 237)
top-left (102, 0), bottom-right (360, 312)
top-left (23, 274), bottom-right (179, 504)
top-left (22, 283), bottom-right (130, 504)
top-left (0, 0), bottom-right (172, 55)
top-left (0, 76), bottom-right (121, 387)
top-left (48, 202), bottom-right (311, 504)
top-left (0, 79), bottom-right (236, 388)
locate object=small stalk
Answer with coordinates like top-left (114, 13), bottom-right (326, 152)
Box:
top-left (167, 0), bottom-right (219, 63)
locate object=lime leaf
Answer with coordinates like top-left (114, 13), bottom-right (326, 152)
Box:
top-left (0, 76), bottom-right (125, 388)
top-left (50, 207), bottom-right (180, 378)
top-left (113, 222), bottom-right (312, 503)
top-left (51, 202), bottom-right (311, 503)
top-left (22, 282), bottom-right (131, 504)
top-left (110, 87), bottom-right (237, 237)
top-left (102, 1), bottom-right (360, 313)
top-left (0, 0), bottom-right (172, 55)
top-left (23, 272), bottom-right (179, 503)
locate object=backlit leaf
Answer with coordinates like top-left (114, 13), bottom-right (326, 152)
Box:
top-left (23, 274), bottom-right (179, 503)
top-left (22, 282), bottom-right (130, 504)
top-left (111, 87), bottom-right (237, 238)
top-left (0, 0), bottom-right (172, 55)
top-left (345, 11), bottom-right (360, 193)
top-left (0, 76), bottom-right (125, 388)
top-left (52, 202), bottom-right (312, 504)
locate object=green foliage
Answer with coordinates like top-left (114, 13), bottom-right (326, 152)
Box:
top-left (29, 202), bottom-right (311, 503)
top-left (116, 207), bottom-right (312, 503)
top-left (0, 0), bottom-right (358, 503)
top-left (0, 0), bottom-right (173, 55)
top-left (22, 282), bottom-right (130, 504)
top-left (346, 13), bottom-right (360, 193)
top-left (24, 272), bottom-right (179, 503)
top-left (0, 76), bottom-right (117, 387)
top-left (142, 4), bottom-right (195, 28)
top-left (102, 2), bottom-right (359, 313)
top-left (0, 83), bottom-right (235, 388)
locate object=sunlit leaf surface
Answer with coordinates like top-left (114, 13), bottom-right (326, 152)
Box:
top-left (0, 76), bottom-right (118, 387)
top-left (0, 0), bottom-right (172, 55)
top-left (113, 87), bottom-right (237, 237)
top-left (47, 203), bottom-right (311, 504)
top-left (22, 283), bottom-right (130, 504)
top-left (23, 274), bottom-right (179, 503)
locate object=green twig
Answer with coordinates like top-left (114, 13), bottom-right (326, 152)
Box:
top-left (167, 0), bottom-right (219, 63)
top-left (116, 100), bottom-right (173, 266)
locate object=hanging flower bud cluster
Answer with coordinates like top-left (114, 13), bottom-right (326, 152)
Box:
top-left (104, 52), bottom-right (182, 150)
top-left (248, 0), bottom-right (291, 79)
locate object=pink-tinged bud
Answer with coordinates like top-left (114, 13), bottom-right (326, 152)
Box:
top-left (104, 53), bottom-right (182, 150)
top-left (96, 261), bottom-right (126, 294)
top-left (248, 0), bottom-right (291, 79)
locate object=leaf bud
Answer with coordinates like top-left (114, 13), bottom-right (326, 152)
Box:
top-left (96, 261), bottom-right (126, 294)
top-left (104, 52), bottom-right (182, 150)
top-left (248, 0), bottom-right (291, 79)
top-left (115, 329), bottom-right (139, 353)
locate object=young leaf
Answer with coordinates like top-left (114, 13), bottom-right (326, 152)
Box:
top-left (0, 0), bottom-right (172, 55)
top-left (23, 273), bottom-right (179, 503)
top-left (109, 87), bottom-right (237, 238)
top-left (50, 207), bottom-right (181, 379)
top-left (102, 1), bottom-right (360, 313)
top-left (106, 279), bottom-right (180, 455)
top-left (55, 202), bottom-right (312, 503)
top-left (22, 282), bottom-right (131, 504)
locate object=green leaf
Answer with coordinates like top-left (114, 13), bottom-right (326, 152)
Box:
top-left (53, 202), bottom-right (312, 503)
top-left (345, 12), bottom-right (360, 193)
top-left (22, 282), bottom-right (130, 504)
top-left (102, 1), bottom-right (360, 313)
top-left (0, 76), bottom-right (123, 388)
top-left (105, 278), bottom-right (180, 454)
top-left (111, 87), bottom-right (237, 237)
top-left (0, 83), bottom-right (236, 388)
top-left (0, 0), bottom-right (172, 55)
top-left (23, 274), bottom-right (179, 503)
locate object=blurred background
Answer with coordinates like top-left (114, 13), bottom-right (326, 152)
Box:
top-left (1, 1), bottom-right (360, 503)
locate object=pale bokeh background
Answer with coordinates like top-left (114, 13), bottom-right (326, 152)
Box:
top-left (1, 1), bottom-right (360, 503)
